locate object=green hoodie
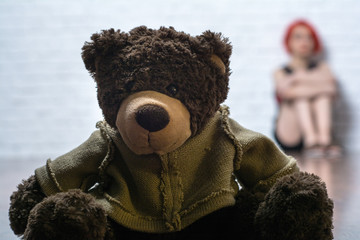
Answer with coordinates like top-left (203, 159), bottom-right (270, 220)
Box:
top-left (35, 106), bottom-right (298, 233)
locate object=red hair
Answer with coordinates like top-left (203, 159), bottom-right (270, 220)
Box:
top-left (283, 19), bottom-right (322, 54)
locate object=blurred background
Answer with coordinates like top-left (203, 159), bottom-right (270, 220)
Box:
top-left (0, 0), bottom-right (359, 239)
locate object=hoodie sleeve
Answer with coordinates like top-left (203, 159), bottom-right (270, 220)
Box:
top-left (35, 129), bottom-right (108, 196)
top-left (224, 116), bottom-right (299, 194)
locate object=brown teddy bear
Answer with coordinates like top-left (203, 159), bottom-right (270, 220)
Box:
top-left (9, 26), bottom-right (334, 240)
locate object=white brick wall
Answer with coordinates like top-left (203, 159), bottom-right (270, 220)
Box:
top-left (1, 0), bottom-right (359, 159)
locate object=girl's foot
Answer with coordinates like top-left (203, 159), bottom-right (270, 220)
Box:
top-left (303, 145), bottom-right (326, 159)
top-left (325, 144), bottom-right (343, 159)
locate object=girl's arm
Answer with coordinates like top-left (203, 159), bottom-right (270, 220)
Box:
top-left (280, 83), bottom-right (336, 100)
top-left (293, 62), bottom-right (337, 87)
top-left (275, 63), bottom-right (338, 101)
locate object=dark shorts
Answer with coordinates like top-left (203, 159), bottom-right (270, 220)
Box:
top-left (274, 130), bottom-right (304, 152)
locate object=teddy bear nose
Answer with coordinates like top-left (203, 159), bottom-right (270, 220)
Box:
top-left (135, 104), bottom-right (170, 132)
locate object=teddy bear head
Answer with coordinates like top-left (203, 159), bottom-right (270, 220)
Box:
top-left (81, 26), bottom-right (232, 155)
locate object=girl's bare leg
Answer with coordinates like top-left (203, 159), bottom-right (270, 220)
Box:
top-left (312, 95), bottom-right (332, 146)
top-left (276, 102), bottom-right (302, 147)
top-left (294, 98), bottom-right (318, 147)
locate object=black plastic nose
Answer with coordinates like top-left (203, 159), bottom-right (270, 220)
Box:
top-left (135, 104), bottom-right (170, 132)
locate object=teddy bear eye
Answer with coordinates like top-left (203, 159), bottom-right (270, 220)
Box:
top-left (166, 84), bottom-right (178, 96)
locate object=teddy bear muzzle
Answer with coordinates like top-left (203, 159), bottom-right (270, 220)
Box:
top-left (116, 90), bottom-right (191, 155)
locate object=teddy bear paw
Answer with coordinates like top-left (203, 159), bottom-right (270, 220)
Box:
top-left (254, 172), bottom-right (334, 240)
top-left (23, 189), bottom-right (107, 240)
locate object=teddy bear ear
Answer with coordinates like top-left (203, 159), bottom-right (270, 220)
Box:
top-left (81, 28), bottom-right (129, 75)
top-left (195, 31), bottom-right (232, 74)
top-left (210, 54), bottom-right (226, 74)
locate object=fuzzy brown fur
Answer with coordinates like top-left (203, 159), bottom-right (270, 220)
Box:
top-left (255, 172), bottom-right (334, 240)
top-left (9, 175), bottom-right (46, 235)
top-left (81, 26), bottom-right (232, 135)
top-left (24, 189), bottom-right (107, 240)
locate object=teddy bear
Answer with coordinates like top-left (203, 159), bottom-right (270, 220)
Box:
top-left (9, 26), bottom-right (334, 240)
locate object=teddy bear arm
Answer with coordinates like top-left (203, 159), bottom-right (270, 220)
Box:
top-left (225, 115), bottom-right (299, 196)
top-left (234, 159), bottom-right (299, 205)
top-left (233, 133), bottom-right (299, 198)
top-left (9, 175), bottom-right (46, 235)
top-left (9, 129), bottom-right (109, 237)
top-left (34, 129), bottom-right (109, 196)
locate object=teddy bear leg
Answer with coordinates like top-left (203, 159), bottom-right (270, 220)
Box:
top-left (9, 175), bottom-right (46, 235)
top-left (23, 189), bottom-right (107, 240)
top-left (254, 172), bottom-right (334, 240)
top-left (232, 188), bottom-right (262, 239)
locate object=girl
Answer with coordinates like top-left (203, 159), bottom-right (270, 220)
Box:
top-left (274, 19), bottom-right (341, 158)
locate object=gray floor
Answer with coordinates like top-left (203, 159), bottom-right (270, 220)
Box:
top-left (1, 152), bottom-right (359, 239)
